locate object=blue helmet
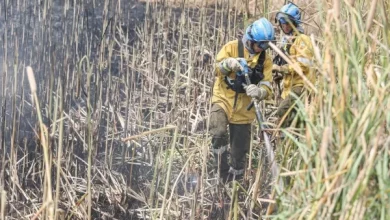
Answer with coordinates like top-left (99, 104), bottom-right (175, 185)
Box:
top-left (244, 18), bottom-right (275, 42)
top-left (275, 2), bottom-right (301, 25)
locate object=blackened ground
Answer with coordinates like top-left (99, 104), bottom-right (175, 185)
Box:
top-left (0, 0), bottom-right (251, 218)
top-left (0, 0), bottom-right (147, 219)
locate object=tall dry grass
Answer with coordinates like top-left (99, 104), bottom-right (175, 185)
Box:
top-left (272, 1), bottom-right (390, 219)
top-left (0, 0), bottom-right (389, 219)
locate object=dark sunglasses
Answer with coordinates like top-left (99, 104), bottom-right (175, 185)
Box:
top-left (247, 40), bottom-right (276, 51)
top-left (254, 41), bottom-right (271, 50)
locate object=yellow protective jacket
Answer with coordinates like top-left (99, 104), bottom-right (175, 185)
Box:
top-left (281, 33), bottom-right (315, 99)
top-left (212, 40), bottom-right (273, 124)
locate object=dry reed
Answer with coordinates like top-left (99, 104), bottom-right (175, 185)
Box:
top-left (0, 0), bottom-right (388, 219)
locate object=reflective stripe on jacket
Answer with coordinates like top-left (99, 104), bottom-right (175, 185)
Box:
top-left (212, 40), bottom-right (273, 124)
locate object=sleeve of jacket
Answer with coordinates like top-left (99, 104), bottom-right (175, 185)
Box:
top-left (259, 54), bottom-right (273, 99)
top-left (215, 42), bottom-right (234, 76)
top-left (288, 35), bottom-right (314, 76)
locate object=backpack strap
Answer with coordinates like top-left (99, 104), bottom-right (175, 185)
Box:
top-left (238, 38), bottom-right (244, 58)
top-left (232, 38), bottom-right (245, 110)
top-left (258, 50), bottom-right (265, 64)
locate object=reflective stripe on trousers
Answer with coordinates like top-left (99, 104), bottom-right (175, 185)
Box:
top-left (211, 145), bottom-right (228, 154)
top-left (228, 166), bottom-right (244, 175)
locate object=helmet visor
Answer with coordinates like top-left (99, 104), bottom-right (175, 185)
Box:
top-left (275, 12), bottom-right (294, 25)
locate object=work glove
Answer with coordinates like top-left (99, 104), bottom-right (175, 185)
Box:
top-left (272, 64), bottom-right (289, 74)
top-left (219, 58), bottom-right (246, 75)
top-left (243, 84), bottom-right (268, 100)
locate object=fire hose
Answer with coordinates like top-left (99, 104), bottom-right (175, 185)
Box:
top-left (238, 59), bottom-right (284, 191)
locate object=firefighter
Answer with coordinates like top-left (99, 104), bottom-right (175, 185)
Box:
top-left (272, 2), bottom-right (316, 128)
top-left (209, 18), bottom-right (275, 181)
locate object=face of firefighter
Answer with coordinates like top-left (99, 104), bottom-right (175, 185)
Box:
top-left (281, 23), bottom-right (293, 34)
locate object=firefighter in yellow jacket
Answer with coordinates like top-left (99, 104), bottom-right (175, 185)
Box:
top-left (210, 18), bottom-right (275, 181)
top-left (272, 2), bottom-right (315, 127)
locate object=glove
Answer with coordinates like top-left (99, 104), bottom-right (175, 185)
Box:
top-left (219, 58), bottom-right (246, 75)
top-left (272, 64), bottom-right (289, 74)
top-left (243, 84), bottom-right (268, 100)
